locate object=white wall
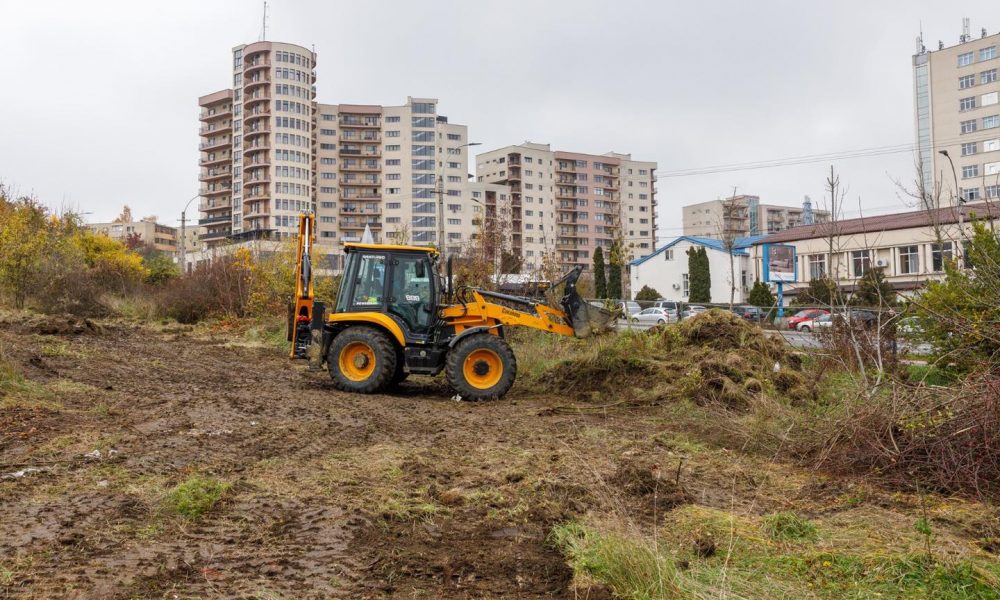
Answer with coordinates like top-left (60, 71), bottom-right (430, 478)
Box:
top-left (629, 239), bottom-right (751, 303)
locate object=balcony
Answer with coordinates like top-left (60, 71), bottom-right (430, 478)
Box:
top-left (243, 77), bottom-right (271, 92)
top-left (199, 108), bottom-right (232, 122)
top-left (244, 92), bottom-right (270, 108)
top-left (199, 230), bottom-right (230, 241)
top-left (244, 190), bottom-right (270, 203)
top-left (342, 178), bottom-right (380, 186)
top-left (199, 138), bottom-right (231, 152)
top-left (556, 241), bottom-right (583, 250)
top-left (244, 109), bottom-right (271, 123)
top-left (340, 220), bottom-right (383, 229)
top-left (243, 143), bottom-right (271, 157)
top-left (342, 193), bottom-right (382, 201)
top-left (198, 214), bottom-right (231, 225)
top-left (556, 189), bottom-right (576, 199)
top-left (340, 133), bottom-right (381, 142)
top-left (199, 154), bottom-right (231, 168)
top-left (200, 185), bottom-right (232, 197)
top-left (199, 123), bottom-right (232, 136)
top-left (200, 201), bottom-right (230, 213)
top-left (339, 207), bottom-right (382, 216)
top-left (199, 169), bottom-right (232, 182)
top-left (244, 59), bottom-right (271, 73)
top-left (339, 118), bottom-right (380, 128)
top-left (244, 126), bottom-right (271, 140)
top-left (341, 162), bottom-right (380, 172)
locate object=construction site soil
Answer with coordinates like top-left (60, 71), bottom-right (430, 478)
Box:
top-left (1, 315), bottom-right (996, 598)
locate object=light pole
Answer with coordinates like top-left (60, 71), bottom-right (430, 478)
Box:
top-left (180, 193), bottom-right (200, 274)
top-left (938, 150), bottom-right (966, 242)
top-left (437, 141), bottom-right (481, 255)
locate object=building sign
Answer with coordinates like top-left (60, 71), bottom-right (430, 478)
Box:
top-left (763, 244), bottom-right (796, 283)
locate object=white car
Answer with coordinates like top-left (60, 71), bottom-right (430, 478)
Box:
top-left (630, 307), bottom-right (673, 325)
top-left (618, 301), bottom-right (642, 316)
top-left (797, 314), bottom-right (833, 332)
top-left (681, 305), bottom-right (707, 319)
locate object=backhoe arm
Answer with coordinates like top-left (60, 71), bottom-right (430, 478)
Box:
top-left (440, 290), bottom-right (577, 337)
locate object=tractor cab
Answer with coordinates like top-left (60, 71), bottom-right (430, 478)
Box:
top-left (334, 244), bottom-right (440, 342)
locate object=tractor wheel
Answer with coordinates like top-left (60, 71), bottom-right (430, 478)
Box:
top-left (446, 334), bottom-right (517, 401)
top-left (328, 326), bottom-right (397, 394)
top-left (390, 349), bottom-right (408, 387)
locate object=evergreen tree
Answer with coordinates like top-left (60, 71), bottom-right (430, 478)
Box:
top-left (607, 242), bottom-right (623, 300)
top-left (747, 279), bottom-right (776, 308)
top-left (793, 276), bottom-right (843, 307)
top-left (635, 285), bottom-right (661, 302)
top-left (687, 246), bottom-right (711, 302)
top-left (592, 246), bottom-right (607, 299)
top-left (852, 267), bottom-right (896, 307)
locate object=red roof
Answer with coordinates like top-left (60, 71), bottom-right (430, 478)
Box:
top-left (753, 202), bottom-right (999, 244)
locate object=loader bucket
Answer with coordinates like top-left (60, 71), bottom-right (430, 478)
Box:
top-left (557, 265), bottom-right (618, 338)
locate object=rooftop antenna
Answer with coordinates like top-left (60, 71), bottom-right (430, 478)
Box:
top-left (983, 28), bottom-right (989, 39)
top-left (960, 17), bottom-right (970, 43)
top-left (260, 1), bottom-right (268, 41)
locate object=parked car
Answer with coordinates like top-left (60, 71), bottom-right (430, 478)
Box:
top-left (681, 305), bottom-right (707, 319)
top-left (630, 307), bottom-right (673, 325)
top-left (731, 305), bottom-right (766, 322)
top-left (797, 313), bottom-right (833, 332)
top-left (618, 301), bottom-right (642, 316)
top-left (786, 309), bottom-right (829, 330)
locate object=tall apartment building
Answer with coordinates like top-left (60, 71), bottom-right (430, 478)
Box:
top-left (476, 143), bottom-right (657, 272)
top-left (197, 41), bottom-right (506, 267)
top-left (913, 24), bottom-right (1000, 205)
top-left (682, 195), bottom-right (829, 238)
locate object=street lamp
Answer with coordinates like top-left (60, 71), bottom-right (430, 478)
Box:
top-left (938, 150), bottom-right (966, 241)
top-left (180, 193), bottom-right (200, 274)
top-left (437, 141), bottom-right (481, 255)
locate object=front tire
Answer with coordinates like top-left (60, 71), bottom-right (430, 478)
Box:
top-left (446, 334), bottom-right (517, 401)
top-left (328, 326), bottom-right (397, 394)
top-left (800, 325), bottom-right (811, 333)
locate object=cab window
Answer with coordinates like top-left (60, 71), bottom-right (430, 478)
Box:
top-left (388, 254), bottom-right (434, 332)
top-left (351, 254), bottom-right (386, 307)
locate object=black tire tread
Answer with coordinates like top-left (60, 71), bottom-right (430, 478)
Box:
top-left (445, 334), bottom-right (517, 401)
top-left (328, 326), bottom-right (397, 394)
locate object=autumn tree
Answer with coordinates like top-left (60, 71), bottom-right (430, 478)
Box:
top-left (0, 195), bottom-right (51, 308)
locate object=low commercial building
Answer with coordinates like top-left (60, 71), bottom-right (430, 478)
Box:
top-left (87, 218), bottom-right (179, 253)
top-left (628, 235), bottom-right (764, 302)
top-left (748, 202), bottom-right (999, 301)
top-left (683, 195), bottom-right (830, 238)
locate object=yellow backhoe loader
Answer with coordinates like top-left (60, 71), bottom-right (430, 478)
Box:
top-left (288, 214), bottom-right (616, 400)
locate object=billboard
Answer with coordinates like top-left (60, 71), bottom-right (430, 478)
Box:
top-left (763, 244), bottom-right (796, 283)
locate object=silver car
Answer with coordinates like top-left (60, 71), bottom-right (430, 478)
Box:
top-left (630, 307), bottom-right (673, 325)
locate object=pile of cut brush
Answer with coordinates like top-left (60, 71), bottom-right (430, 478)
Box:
top-left (537, 309), bottom-right (808, 407)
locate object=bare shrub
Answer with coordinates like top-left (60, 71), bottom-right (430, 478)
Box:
top-left (813, 372), bottom-right (1000, 499)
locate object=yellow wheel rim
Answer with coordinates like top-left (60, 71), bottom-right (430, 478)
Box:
top-left (339, 341), bottom-right (376, 382)
top-left (463, 348), bottom-right (503, 390)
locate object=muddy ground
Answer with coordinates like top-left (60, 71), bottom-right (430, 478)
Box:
top-left (1, 318), bottom-right (995, 598)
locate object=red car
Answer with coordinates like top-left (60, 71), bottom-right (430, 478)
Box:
top-left (786, 309), bottom-right (830, 329)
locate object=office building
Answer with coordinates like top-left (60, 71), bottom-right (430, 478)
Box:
top-left (87, 217), bottom-right (181, 253)
top-left (914, 23), bottom-right (1000, 205)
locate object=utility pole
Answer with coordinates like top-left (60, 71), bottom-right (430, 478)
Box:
top-left (180, 194), bottom-right (200, 274)
top-left (938, 149), bottom-right (965, 242)
top-left (437, 141), bottom-right (480, 255)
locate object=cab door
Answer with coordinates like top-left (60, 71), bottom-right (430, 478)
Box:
top-left (386, 253), bottom-right (436, 336)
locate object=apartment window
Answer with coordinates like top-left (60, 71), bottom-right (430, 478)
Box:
top-left (386, 217), bottom-right (401, 224)
top-left (320, 143), bottom-right (335, 150)
top-left (447, 133), bottom-right (461, 140)
top-left (959, 51), bottom-right (974, 66)
top-left (962, 142), bottom-right (978, 156)
top-left (412, 102), bottom-right (435, 114)
top-left (898, 245), bottom-right (919, 274)
top-left (960, 96), bottom-right (977, 111)
top-left (412, 145), bottom-right (434, 156)
top-left (320, 187), bottom-right (335, 194)
top-left (385, 116), bottom-right (400, 123)
top-left (932, 241), bottom-right (953, 271)
top-left (961, 187), bottom-right (981, 201)
top-left (986, 139), bottom-right (1000, 152)
top-left (320, 158), bottom-right (335, 165)
top-left (320, 201), bottom-right (334, 209)
top-left (447, 162), bottom-right (461, 169)
top-left (320, 129), bottom-right (335, 136)
top-left (386, 173), bottom-right (401, 180)
top-left (962, 164), bottom-right (980, 179)
top-left (386, 202), bottom-right (402, 209)
top-left (411, 117), bottom-right (435, 128)
top-left (321, 114), bottom-right (335, 121)
top-left (808, 255), bottom-right (826, 280)
top-left (386, 159), bottom-right (401, 166)
top-left (851, 250), bottom-right (871, 277)
top-left (412, 160), bottom-right (434, 170)
top-left (386, 130), bottom-right (400, 137)
top-left (385, 144), bottom-right (401, 151)
top-left (984, 115), bottom-right (1000, 129)
top-left (321, 172), bottom-right (336, 180)
top-left (682, 273), bottom-right (689, 297)
top-left (447, 218), bottom-right (461, 226)
top-left (981, 46), bottom-right (998, 61)
top-left (983, 69), bottom-right (999, 84)
top-left (961, 119), bottom-right (978, 134)
top-left (960, 74), bottom-right (976, 89)
top-left (986, 184), bottom-right (1000, 198)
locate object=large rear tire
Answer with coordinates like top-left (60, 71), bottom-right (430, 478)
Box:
top-left (328, 326), bottom-right (397, 394)
top-left (446, 334), bottom-right (517, 401)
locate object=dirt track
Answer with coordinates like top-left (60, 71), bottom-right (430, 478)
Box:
top-left (1, 319), bottom-right (995, 598)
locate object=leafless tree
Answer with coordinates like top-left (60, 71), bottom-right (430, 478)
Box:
top-left (716, 187), bottom-right (741, 309)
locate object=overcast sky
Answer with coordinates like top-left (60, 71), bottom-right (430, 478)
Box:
top-left (1, 0), bottom-right (995, 240)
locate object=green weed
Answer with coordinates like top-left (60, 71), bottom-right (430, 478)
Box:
top-left (763, 512), bottom-right (819, 541)
top-left (164, 477), bottom-right (229, 520)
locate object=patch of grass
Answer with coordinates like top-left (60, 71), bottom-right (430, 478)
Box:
top-left (164, 476), bottom-right (229, 520)
top-left (906, 363), bottom-right (959, 386)
top-left (549, 522), bottom-right (679, 599)
top-left (763, 512), bottom-right (818, 541)
top-left (47, 379), bottom-right (97, 394)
